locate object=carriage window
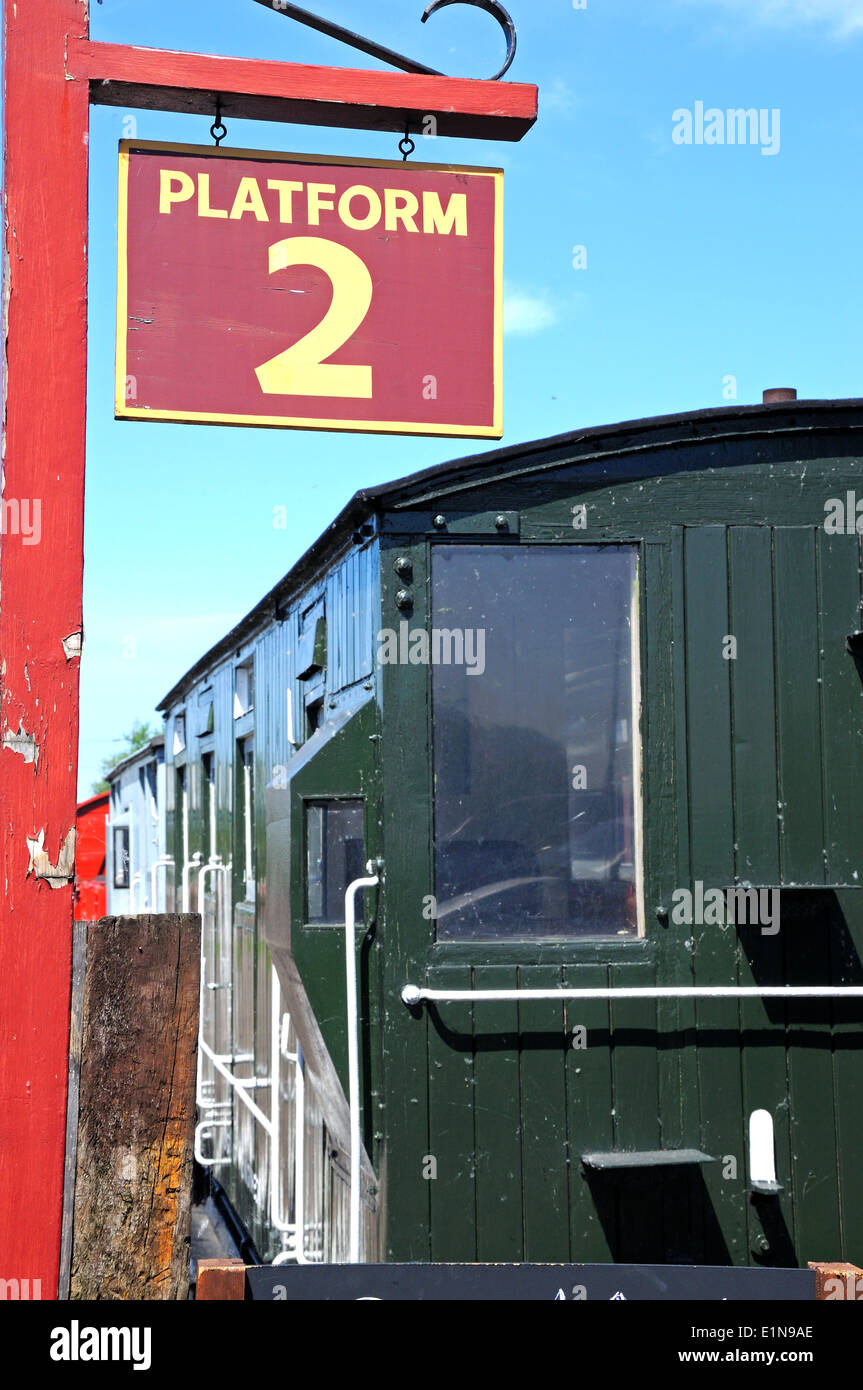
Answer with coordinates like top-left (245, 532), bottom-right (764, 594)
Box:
top-left (113, 826), bottom-right (130, 890)
top-left (306, 800), bottom-right (365, 924)
top-left (432, 545), bottom-right (642, 940)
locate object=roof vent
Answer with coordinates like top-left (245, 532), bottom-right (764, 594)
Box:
top-left (763, 387), bottom-right (797, 404)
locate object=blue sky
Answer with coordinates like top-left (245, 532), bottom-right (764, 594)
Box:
top-left (74, 0), bottom-right (863, 792)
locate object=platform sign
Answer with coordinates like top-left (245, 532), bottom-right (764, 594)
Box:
top-left (116, 141), bottom-right (502, 438)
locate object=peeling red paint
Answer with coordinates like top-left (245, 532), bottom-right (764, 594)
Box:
top-left (26, 827), bottom-right (76, 888)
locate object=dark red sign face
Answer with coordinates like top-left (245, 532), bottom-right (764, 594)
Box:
top-left (117, 141), bottom-right (502, 437)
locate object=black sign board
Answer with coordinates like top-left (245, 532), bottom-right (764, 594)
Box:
top-left (245, 1262), bottom-right (815, 1301)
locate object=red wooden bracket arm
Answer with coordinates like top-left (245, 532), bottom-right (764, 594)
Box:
top-left (66, 39), bottom-right (537, 141)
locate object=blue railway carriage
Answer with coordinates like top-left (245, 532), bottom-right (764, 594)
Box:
top-left (156, 396), bottom-right (863, 1267)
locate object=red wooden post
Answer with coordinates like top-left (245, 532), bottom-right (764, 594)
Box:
top-left (0, 0), bottom-right (90, 1297)
top-left (1, 1), bottom-right (535, 1298)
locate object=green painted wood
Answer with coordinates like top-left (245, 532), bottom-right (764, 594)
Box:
top-left (684, 526), bottom-right (735, 886)
top-left (645, 537), bottom-right (690, 1182)
top-left (518, 965), bottom-right (570, 1261)
top-left (379, 536), bottom-right (433, 1260)
top-left (565, 963), bottom-right (615, 1262)
top-left (830, 892), bottom-right (863, 1264)
top-left (472, 965), bottom-right (523, 1261)
top-left (819, 500), bottom-right (863, 1263)
top-left (609, 959), bottom-right (662, 1261)
top-left (730, 528), bottom-right (781, 885)
top-left (684, 526), bottom-right (748, 1265)
top-left (817, 531), bottom-right (863, 886)
top-left (729, 526), bottom-right (795, 1266)
top-left (784, 893), bottom-right (842, 1265)
top-left (426, 964), bottom-right (477, 1261)
top-left (666, 529), bottom-right (702, 1165)
top-left (774, 528), bottom-right (826, 885)
top-left (288, 699), bottom-right (378, 1094)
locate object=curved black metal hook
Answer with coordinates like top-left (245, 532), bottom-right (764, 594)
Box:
top-left (253, 0), bottom-right (517, 82)
top-left (422, 0), bottom-right (516, 82)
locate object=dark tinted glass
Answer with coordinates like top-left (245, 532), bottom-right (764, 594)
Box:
top-left (113, 826), bottom-right (130, 890)
top-left (432, 545), bottom-right (640, 940)
top-left (306, 800), bottom-right (365, 923)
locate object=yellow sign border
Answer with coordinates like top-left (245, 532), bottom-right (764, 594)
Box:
top-left (116, 140), bottom-right (503, 438)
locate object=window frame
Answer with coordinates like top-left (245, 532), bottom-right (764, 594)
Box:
top-left (303, 796), bottom-right (366, 927)
top-left (426, 538), bottom-right (646, 947)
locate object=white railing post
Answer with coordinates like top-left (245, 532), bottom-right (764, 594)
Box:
top-left (344, 864), bottom-right (379, 1264)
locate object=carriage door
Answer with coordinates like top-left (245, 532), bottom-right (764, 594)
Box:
top-left (381, 537), bottom-right (693, 1264)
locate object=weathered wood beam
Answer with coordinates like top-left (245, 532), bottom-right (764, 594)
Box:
top-left (196, 1258), bottom-right (247, 1301)
top-left (66, 40), bottom-right (537, 141)
top-left (69, 915), bottom-right (201, 1301)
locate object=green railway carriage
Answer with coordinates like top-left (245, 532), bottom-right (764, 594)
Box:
top-left (158, 395), bottom-right (863, 1268)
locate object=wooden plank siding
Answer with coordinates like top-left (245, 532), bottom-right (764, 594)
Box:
top-left (518, 966), bottom-right (570, 1262)
top-left (684, 526), bottom-right (748, 1265)
top-left (427, 965), bottom-right (477, 1261)
top-left (818, 530), bottom-right (863, 1261)
top-left (566, 965), bottom-right (616, 1261)
top-left (728, 527), bottom-right (795, 1265)
top-left (472, 965), bottom-right (523, 1261)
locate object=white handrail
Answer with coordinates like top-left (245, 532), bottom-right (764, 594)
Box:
top-left (149, 854), bottom-right (172, 910)
top-left (344, 867), bottom-right (379, 1264)
top-left (269, 968), bottom-right (310, 1259)
top-left (199, 1036), bottom-right (274, 1133)
top-left (181, 850), bottom-right (203, 912)
top-left (402, 984), bottom-right (863, 1005)
top-left (197, 855), bottom-right (224, 916)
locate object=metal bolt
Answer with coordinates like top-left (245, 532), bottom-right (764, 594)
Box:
top-left (394, 556), bottom-right (413, 579)
top-left (395, 589), bottom-right (413, 610)
top-left (494, 514), bottom-right (509, 531)
top-left (432, 514), bottom-right (446, 529)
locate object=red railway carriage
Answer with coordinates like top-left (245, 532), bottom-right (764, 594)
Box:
top-left (74, 792), bottom-right (109, 922)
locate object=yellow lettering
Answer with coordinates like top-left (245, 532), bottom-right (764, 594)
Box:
top-left (267, 179), bottom-right (303, 223)
top-left (159, 170), bottom-right (194, 214)
top-left (422, 190), bottom-right (467, 236)
top-left (337, 185), bottom-right (381, 232)
top-left (306, 183), bottom-right (336, 225)
top-left (256, 237), bottom-right (373, 399)
top-left (197, 172), bottom-right (228, 219)
top-left (384, 188), bottom-right (419, 233)
top-left (229, 177), bottom-right (269, 221)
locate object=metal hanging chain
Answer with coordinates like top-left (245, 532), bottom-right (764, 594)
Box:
top-left (210, 98), bottom-right (228, 147)
top-left (399, 121), bottom-right (416, 162)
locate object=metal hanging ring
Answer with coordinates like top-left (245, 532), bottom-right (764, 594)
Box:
top-left (399, 125), bottom-right (416, 161)
top-left (210, 98), bottom-right (228, 147)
